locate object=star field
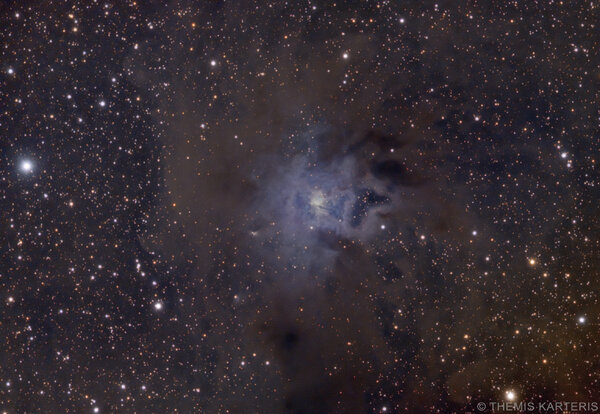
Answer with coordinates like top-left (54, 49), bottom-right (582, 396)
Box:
top-left (1, 1), bottom-right (599, 413)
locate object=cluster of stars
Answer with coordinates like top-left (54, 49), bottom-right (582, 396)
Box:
top-left (1, 1), bottom-right (598, 413)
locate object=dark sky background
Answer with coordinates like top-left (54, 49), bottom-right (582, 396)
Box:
top-left (1, 1), bottom-right (599, 413)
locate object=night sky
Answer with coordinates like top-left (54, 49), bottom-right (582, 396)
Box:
top-left (1, 1), bottom-right (599, 413)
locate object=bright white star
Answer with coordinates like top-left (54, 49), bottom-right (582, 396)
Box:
top-left (20, 160), bottom-right (33, 173)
